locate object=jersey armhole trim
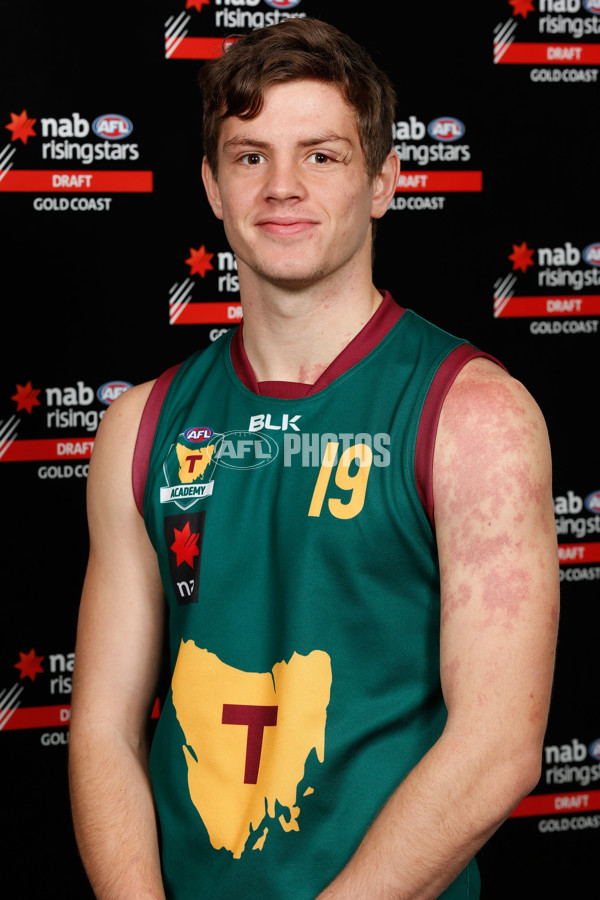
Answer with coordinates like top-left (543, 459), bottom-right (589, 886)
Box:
top-left (415, 345), bottom-right (506, 531)
top-left (132, 364), bottom-right (181, 517)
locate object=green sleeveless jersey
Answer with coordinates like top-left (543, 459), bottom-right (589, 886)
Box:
top-left (142, 299), bottom-right (488, 898)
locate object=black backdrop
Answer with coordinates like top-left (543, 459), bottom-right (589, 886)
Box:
top-left (2, 2), bottom-right (599, 896)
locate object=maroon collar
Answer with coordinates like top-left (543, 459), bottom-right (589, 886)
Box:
top-left (230, 291), bottom-right (404, 398)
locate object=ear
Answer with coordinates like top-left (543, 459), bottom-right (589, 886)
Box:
top-left (202, 157), bottom-right (224, 220)
top-left (370, 149), bottom-right (401, 220)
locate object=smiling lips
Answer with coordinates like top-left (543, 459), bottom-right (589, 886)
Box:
top-left (256, 217), bottom-right (318, 236)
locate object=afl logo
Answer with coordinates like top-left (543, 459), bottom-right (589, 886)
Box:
top-left (92, 114), bottom-right (133, 140)
top-left (427, 117), bottom-right (465, 143)
top-left (265, 0), bottom-right (302, 7)
top-left (215, 430), bottom-right (279, 469)
top-left (184, 426), bottom-right (214, 442)
top-left (582, 243), bottom-right (600, 266)
top-left (583, 1), bottom-right (600, 14)
top-left (584, 490), bottom-right (600, 514)
top-left (97, 381), bottom-right (133, 405)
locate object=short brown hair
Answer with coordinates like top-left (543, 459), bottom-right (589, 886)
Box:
top-left (199, 18), bottom-right (396, 179)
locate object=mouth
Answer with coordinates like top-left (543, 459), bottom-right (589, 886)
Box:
top-left (255, 218), bottom-right (318, 237)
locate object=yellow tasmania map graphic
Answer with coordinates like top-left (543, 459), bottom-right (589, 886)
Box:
top-left (176, 441), bottom-right (215, 482)
top-left (171, 641), bottom-right (332, 859)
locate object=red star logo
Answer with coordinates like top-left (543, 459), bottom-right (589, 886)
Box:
top-left (185, 245), bottom-right (215, 278)
top-left (186, 0), bottom-right (211, 10)
top-left (11, 381), bottom-right (41, 414)
top-left (171, 521), bottom-right (200, 568)
top-left (5, 110), bottom-right (37, 144)
top-left (508, 0), bottom-right (535, 19)
top-left (508, 241), bottom-right (536, 273)
top-left (15, 648), bottom-right (45, 681)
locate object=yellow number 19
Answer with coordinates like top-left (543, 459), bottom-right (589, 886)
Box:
top-left (308, 442), bottom-right (373, 519)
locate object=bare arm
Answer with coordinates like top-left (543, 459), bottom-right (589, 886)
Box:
top-left (69, 382), bottom-right (168, 900)
top-left (318, 359), bottom-right (559, 899)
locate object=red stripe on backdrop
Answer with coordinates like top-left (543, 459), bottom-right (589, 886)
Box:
top-left (1, 705), bottom-right (71, 730)
top-left (511, 790), bottom-right (600, 818)
top-left (494, 295), bottom-right (600, 318)
top-left (0, 170), bottom-right (153, 192)
top-left (166, 37), bottom-right (225, 59)
top-left (1, 700), bottom-right (160, 730)
top-left (0, 439), bottom-right (94, 462)
top-left (172, 302), bottom-right (243, 325)
top-left (496, 42), bottom-right (600, 65)
top-left (396, 171), bottom-right (482, 192)
top-left (558, 543), bottom-right (600, 564)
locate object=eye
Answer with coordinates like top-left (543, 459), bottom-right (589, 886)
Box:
top-left (307, 152), bottom-right (332, 165)
top-left (240, 152), bottom-right (265, 166)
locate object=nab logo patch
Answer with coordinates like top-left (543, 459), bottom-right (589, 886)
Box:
top-left (164, 511), bottom-right (206, 605)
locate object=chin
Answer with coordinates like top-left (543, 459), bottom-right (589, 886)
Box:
top-left (256, 255), bottom-right (336, 287)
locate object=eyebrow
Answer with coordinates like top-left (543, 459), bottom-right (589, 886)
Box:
top-left (222, 132), bottom-right (354, 153)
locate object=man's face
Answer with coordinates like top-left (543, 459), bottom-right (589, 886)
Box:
top-left (202, 80), bottom-right (387, 293)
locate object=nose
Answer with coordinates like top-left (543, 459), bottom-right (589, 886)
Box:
top-left (262, 155), bottom-right (306, 202)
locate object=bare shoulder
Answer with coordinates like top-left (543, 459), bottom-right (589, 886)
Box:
top-left (441, 356), bottom-right (546, 433)
top-left (436, 357), bottom-right (550, 475)
top-left (92, 378), bottom-right (157, 453)
top-left (433, 356), bottom-right (553, 532)
top-left (86, 379), bottom-right (157, 522)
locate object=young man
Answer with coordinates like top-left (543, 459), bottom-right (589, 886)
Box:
top-left (69, 18), bottom-right (559, 900)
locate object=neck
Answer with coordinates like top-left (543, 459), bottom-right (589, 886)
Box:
top-left (238, 268), bottom-right (382, 385)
